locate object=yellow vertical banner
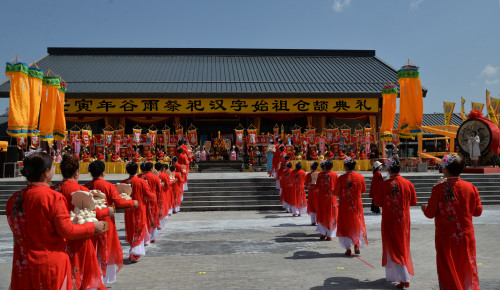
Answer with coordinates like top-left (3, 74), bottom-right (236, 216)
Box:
top-left (6, 62), bottom-right (30, 137)
top-left (443, 102), bottom-right (455, 126)
top-left (490, 96), bottom-right (500, 126)
top-left (27, 66), bottom-right (43, 135)
top-left (53, 81), bottom-right (67, 141)
top-left (39, 76), bottom-right (60, 142)
top-left (486, 90), bottom-right (499, 126)
top-left (460, 97), bottom-right (467, 121)
top-left (380, 85), bottom-right (398, 140)
top-left (471, 102), bottom-right (484, 113)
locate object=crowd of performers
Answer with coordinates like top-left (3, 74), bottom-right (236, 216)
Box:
top-left (5, 143), bottom-right (192, 289)
top-left (270, 138), bottom-right (483, 289)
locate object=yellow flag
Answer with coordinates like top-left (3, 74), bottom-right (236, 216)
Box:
top-left (486, 90), bottom-right (499, 126)
top-left (443, 102), bottom-right (455, 126)
top-left (491, 96), bottom-right (500, 126)
top-left (471, 102), bottom-right (484, 113)
top-left (460, 97), bottom-right (467, 121)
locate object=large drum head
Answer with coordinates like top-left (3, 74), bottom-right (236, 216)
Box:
top-left (457, 119), bottom-right (492, 154)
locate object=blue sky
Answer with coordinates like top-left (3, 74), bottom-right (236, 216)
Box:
top-left (1, 0), bottom-right (499, 114)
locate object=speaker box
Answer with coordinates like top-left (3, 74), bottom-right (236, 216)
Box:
top-left (6, 146), bottom-right (19, 163)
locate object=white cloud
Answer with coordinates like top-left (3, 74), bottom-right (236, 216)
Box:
top-left (480, 64), bottom-right (499, 78)
top-left (332, 0), bottom-right (351, 13)
top-left (410, 0), bottom-right (424, 9)
top-left (485, 79), bottom-right (500, 86)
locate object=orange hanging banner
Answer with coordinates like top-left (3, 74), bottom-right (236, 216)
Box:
top-left (340, 128), bottom-right (351, 144)
top-left (397, 63), bottom-right (423, 137)
top-left (486, 90), bottom-right (499, 126)
top-left (53, 81), bottom-right (67, 141)
top-left (291, 129), bottom-right (301, 145)
top-left (103, 130), bottom-right (114, 148)
top-left (148, 129), bottom-right (157, 147)
top-left (443, 102), bottom-right (455, 126)
top-left (133, 128), bottom-right (142, 145)
top-left (39, 76), bottom-right (60, 142)
top-left (176, 128), bottom-right (184, 141)
top-left (460, 97), bottom-right (467, 121)
top-left (162, 129), bottom-right (170, 147)
top-left (6, 62), bottom-right (30, 137)
top-left (306, 128), bottom-right (316, 145)
top-left (380, 85), bottom-right (398, 140)
top-left (248, 129), bottom-right (257, 145)
top-left (82, 129), bottom-right (92, 147)
top-left (471, 102), bottom-right (484, 113)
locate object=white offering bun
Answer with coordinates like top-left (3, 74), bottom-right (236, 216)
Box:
top-left (71, 191), bottom-right (96, 210)
top-left (90, 189), bottom-right (106, 199)
top-left (116, 183), bottom-right (133, 195)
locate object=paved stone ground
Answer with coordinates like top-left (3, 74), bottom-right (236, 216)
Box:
top-left (0, 205), bottom-right (499, 289)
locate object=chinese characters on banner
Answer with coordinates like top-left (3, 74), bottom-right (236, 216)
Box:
top-left (70, 130), bottom-right (80, 147)
top-left (114, 128), bottom-right (124, 143)
top-left (65, 98), bottom-right (379, 114)
top-left (443, 102), bottom-right (455, 126)
top-left (162, 129), bottom-right (170, 148)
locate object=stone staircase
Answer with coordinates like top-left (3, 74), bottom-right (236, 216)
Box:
top-left (0, 174), bottom-right (499, 214)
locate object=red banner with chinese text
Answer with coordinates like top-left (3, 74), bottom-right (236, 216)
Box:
top-left (247, 129), bottom-right (257, 145)
top-left (306, 129), bottom-right (315, 145)
top-left (162, 130), bottom-right (170, 148)
top-left (273, 127), bottom-right (279, 141)
top-left (291, 129), bottom-right (301, 145)
top-left (148, 130), bottom-right (157, 147)
top-left (103, 130), bottom-right (114, 149)
top-left (133, 129), bottom-right (142, 146)
top-left (82, 129), bottom-right (92, 147)
top-left (115, 129), bottom-right (124, 143)
top-left (31, 134), bottom-right (40, 148)
top-left (188, 129), bottom-right (197, 145)
top-left (70, 130), bottom-right (80, 148)
top-left (176, 129), bottom-right (184, 142)
top-left (235, 130), bottom-right (244, 148)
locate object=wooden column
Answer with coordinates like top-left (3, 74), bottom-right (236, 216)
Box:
top-left (173, 117), bottom-right (180, 129)
top-left (254, 116), bottom-right (261, 133)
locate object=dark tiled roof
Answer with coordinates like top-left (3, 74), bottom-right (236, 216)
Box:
top-left (393, 113), bottom-right (463, 130)
top-left (0, 47), bottom-right (411, 96)
top-left (0, 111), bottom-right (9, 137)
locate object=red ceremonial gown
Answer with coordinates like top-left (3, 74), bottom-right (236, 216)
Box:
top-left (305, 170), bottom-right (319, 222)
top-left (6, 183), bottom-right (95, 290)
top-left (374, 174), bottom-right (417, 279)
top-left (316, 170), bottom-right (339, 237)
top-left (141, 172), bottom-right (162, 231)
top-left (121, 175), bottom-right (155, 251)
top-left (53, 179), bottom-right (106, 290)
top-left (172, 171), bottom-right (184, 211)
top-left (423, 177), bottom-right (482, 290)
top-left (174, 163), bottom-right (186, 197)
top-left (158, 172), bottom-right (171, 220)
top-left (369, 170), bottom-right (383, 199)
top-left (85, 178), bottom-right (134, 279)
top-left (333, 172), bottom-right (368, 248)
top-left (290, 169), bottom-right (307, 215)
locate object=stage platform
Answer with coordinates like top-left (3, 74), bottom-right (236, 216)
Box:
top-left (439, 167), bottom-right (500, 174)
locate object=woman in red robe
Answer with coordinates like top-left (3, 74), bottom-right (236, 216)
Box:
top-left (155, 162), bottom-right (171, 227)
top-left (172, 156), bottom-right (186, 205)
top-left (169, 164), bottom-right (184, 213)
top-left (369, 161), bottom-right (383, 214)
top-left (333, 157), bottom-right (368, 255)
top-left (6, 152), bottom-right (107, 290)
top-left (305, 161), bottom-right (319, 225)
top-left (422, 154), bottom-right (482, 290)
top-left (86, 161), bottom-right (137, 284)
top-left (374, 157), bottom-right (417, 289)
top-left (138, 162), bottom-right (162, 242)
top-left (281, 161), bottom-right (294, 213)
top-left (53, 154), bottom-right (111, 289)
top-left (278, 154), bottom-right (290, 211)
top-left (315, 160), bottom-right (339, 241)
top-left (290, 162), bottom-right (307, 216)
top-left (121, 162), bottom-right (156, 263)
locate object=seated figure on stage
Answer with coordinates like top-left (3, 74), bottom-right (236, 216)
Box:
top-left (97, 154), bottom-right (105, 161)
top-left (82, 151), bottom-right (91, 162)
top-left (338, 150), bottom-right (346, 161)
top-left (310, 147), bottom-right (318, 160)
top-left (145, 152), bottom-right (153, 162)
top-left (112, 152), bottom-right (121, 162)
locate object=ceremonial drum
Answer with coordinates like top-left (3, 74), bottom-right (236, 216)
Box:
top-left (457, 118), bottom-right (498, 155)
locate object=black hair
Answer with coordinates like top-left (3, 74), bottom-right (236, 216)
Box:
top-left (295, 162), bottom-right (302, 170)
top-left (88, 160), bottom-right (105, 178)
top-left (169, 164), bottom-right (176, 171)
top-left (21, 152), bottom-right (53, 182)
top-left (324, 159), bottom-right (333, 170)
top-left (283, 154), bottom-right (290, 160)
top-left (140, 162), bottom-right (153, 172)
top-left (286, 162), bottom-right (292, 169)
top-left (172, 156), bottom-right (178, 162)
top-left (126, 162), bottom-right (138, 175)
top-left (155, 162), bottom-right (163, 171)
top-left (310, 161), bottom-right (319, 171)
top-left (388, 157), bottom-right (401, 174)
top-left (177, 147), bottom-right (184, 154)
top-left (279, 145), bottom-right (285, 152)
top-left (320, 162), bottom-right (325, 170)
top-left (344, 159), bottom-right (356, 171)
top-left (60, 153), bottom-right (80, 179)
top-left (445, 156), bottom-right (465, 176)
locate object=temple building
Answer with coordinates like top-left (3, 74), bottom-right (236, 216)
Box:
top-left (0, 47), bottom-right (427, 141)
